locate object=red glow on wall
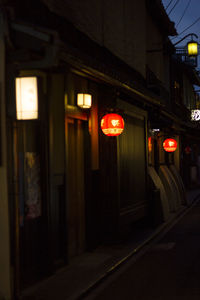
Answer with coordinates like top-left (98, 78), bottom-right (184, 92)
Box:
top-left (148, 137), bottom-right (152, 152)
top-left (163, 138), bottom-right (177, 152)
top-left (101, 113), bottom-right (124, 136)
top-left (185, 146), bottom-right (191, 154)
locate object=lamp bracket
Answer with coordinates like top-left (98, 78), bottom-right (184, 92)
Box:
top-left (174, 33), bottom-right (198, 46)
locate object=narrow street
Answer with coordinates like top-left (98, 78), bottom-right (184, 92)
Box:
top-left (1, 2), bottom-right (200, 299)
top-left (84, 198), bottom-right (200, 300)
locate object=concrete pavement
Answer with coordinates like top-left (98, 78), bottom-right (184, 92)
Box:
top-left (85, 189), bottom-right (200, 299)
top-left (21, 188), bottom-right (200, 300)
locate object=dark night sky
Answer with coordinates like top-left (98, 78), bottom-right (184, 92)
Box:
top-left (162, 0), bottom-right (200, 69)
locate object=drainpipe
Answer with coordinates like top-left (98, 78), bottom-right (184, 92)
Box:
top-left (0, 10), bottom-right (12, 300)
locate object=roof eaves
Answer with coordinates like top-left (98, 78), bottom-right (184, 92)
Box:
top-left (146, 0), bottom-right (177, 37)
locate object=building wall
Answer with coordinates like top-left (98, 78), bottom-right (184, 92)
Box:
top-left (163, 55), bottom-right (171, 91)
top-left (0, 13), bottom-right (12, 300)
top-left (183, 74), bottom-right (196, 110)
top-left (117, 101), bottom-right (148, 229)
top-left (43, 0), bottom-right (146, 77)
top-left (146, 13), bottom-right (165, 84)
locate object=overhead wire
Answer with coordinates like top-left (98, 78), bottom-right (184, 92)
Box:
top-left (171, 16), bottom-right (200, 40)
top-left (165, 0), bottom-right (174, 10)
top-left (168, 0), bottom-right (180, 15)
top-left (176, 0), bottom-right (192, 28)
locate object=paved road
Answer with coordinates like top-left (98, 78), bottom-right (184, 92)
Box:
top-left (85, 200), bottom-right (200, 300)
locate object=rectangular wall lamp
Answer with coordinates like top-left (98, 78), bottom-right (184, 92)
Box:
top-left (77, 93), bottom-right (92, 109)
top-left (15, 76), bottom-right (38, 120)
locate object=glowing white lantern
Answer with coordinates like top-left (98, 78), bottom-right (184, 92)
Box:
top-left (16, 77), bottom-right (38, 120)
top-left (77, 93), bottom-right (92, 109)
top-left (191, 109), bottom-right (200, 121)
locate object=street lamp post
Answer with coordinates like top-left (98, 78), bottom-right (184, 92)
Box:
top-left (174, 33), bottom-right (199, 67)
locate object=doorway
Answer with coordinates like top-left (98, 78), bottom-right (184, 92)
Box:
top-left (65, 115), bottom-right (91, 258)
top-left (15, 121), bottom-right (48, 289)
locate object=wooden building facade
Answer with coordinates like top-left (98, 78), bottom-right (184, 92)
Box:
top-left (0, 1), bottom-right (199, 299)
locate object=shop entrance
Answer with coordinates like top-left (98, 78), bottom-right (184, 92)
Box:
top-left (14, 121), bottom-right (48, 289)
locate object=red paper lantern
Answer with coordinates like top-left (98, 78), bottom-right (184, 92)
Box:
top-left (163, 138), bottom-right (177, 152)
top-left (101, 113), bottom-right (124, 136)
